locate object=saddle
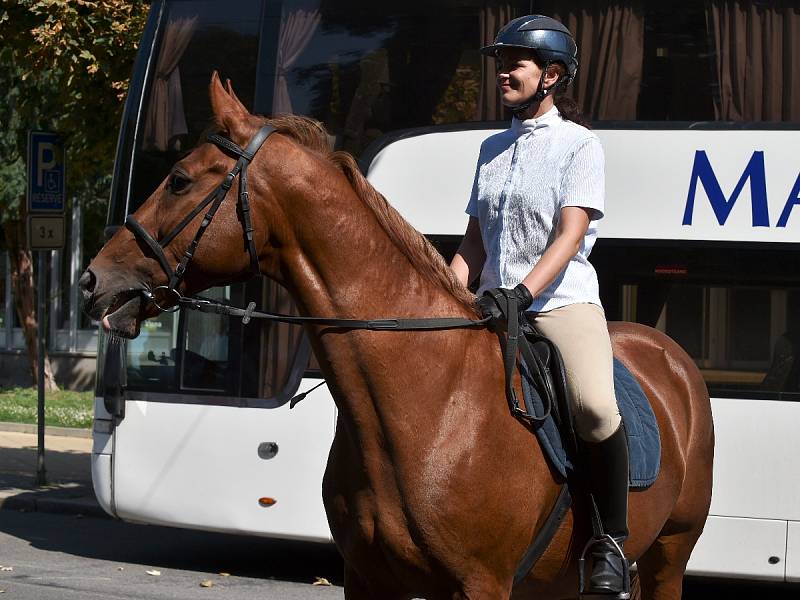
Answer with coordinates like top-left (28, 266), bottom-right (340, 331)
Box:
top-left (482, 288), bottom-right (580, 466)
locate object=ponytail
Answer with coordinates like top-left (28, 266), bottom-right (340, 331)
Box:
top-left (555, 95), bottom-right (591, 129)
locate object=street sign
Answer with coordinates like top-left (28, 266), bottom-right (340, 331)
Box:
top-left (28, 215), bottom-right (66, 250)
top-left (27, 131), bottom-right (66, 213)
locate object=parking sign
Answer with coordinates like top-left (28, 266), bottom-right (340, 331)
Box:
top-left (28, 131), bottom-right (65, 213)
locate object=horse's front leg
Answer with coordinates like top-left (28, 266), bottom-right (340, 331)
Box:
top-left (343, 566), bottom-right (409, 600)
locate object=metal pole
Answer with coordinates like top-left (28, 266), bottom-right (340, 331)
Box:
top-left (36, 250), bottom-right (47, 486)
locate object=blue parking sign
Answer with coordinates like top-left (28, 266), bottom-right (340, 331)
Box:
top-left (28, 131), bottom-right (65, 213)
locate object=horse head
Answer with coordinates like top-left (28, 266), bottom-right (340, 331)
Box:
top-left (80, 72), bottom-right (312, 338)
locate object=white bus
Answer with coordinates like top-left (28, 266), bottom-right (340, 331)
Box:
top-left (93, 0), bottom-right (800, 583)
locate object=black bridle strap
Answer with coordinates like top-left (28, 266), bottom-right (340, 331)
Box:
top-left (126, 215), bottom-right (174, 279)
top-left (175, 293), bottom-right (491, 331)
top-left (125, 125), bottom-right (276, 290)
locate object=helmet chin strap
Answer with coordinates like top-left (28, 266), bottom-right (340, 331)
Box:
top-left (505, 61), bottom-right (566, 119)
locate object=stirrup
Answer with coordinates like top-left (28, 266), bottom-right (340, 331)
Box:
top-left (577, 534), bottom-right (631, 600)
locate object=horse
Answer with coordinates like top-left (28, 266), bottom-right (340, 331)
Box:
top-left (81, 72), bottom-right (714, 599)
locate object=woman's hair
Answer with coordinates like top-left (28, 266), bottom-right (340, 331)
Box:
top-left (554, 95), bottom-right (591, 129)
top-left (547, 62), bottom-right (592, 129)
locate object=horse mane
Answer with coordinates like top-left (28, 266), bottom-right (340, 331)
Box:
top-left (260, 114), bottom-right (477, 312)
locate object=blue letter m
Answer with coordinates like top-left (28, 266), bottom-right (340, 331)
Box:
top-left (683, 151), bottom-right (769, 227)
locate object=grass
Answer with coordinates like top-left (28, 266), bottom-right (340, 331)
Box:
top-left (0, 387), bottom-right (93, 429)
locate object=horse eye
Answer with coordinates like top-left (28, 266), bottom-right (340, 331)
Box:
top-left (167, 172), bottom-right (192, 194)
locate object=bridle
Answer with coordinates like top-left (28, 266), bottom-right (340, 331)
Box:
top-left (124, 124), bottom-right (491, 332)
top-left (126, 124), bottom-right (276, 312)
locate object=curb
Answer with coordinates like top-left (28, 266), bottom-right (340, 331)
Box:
top-left (0, 491), bottom-right (110, 519)
top-left (0, 421), bottom-right (92, 439)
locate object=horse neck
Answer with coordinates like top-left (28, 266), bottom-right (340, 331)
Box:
top-left (277, 164), bottom-right (474, 455)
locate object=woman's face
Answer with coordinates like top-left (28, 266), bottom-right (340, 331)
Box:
top-left (496, 48), bottom-right (542, 107)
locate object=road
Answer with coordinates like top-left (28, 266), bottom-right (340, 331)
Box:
top-left (0, 510), bottom-right (344, 599)
top-left (0, 509), bottom-right (798, 599)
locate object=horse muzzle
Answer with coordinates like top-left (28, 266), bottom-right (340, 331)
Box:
top-left (79, 267), bottom-right (147, 339)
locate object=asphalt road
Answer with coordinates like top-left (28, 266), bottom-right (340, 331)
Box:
top-left (0, 510), bottom-right (345, 599)
top-left (0, 509), bottom-right (798, 599)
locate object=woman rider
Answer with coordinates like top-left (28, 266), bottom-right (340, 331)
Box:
top-left (450, 15), bottom-right (629, 599)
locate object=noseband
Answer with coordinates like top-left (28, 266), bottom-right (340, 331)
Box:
top-left (126, 124), bottom-right (276, 311)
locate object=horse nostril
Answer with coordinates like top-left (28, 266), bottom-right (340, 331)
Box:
top-left (78, 269), bottom-right (96, 299)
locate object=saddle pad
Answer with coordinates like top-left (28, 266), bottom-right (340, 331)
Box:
top-left (520, 357), bottom-right (661, 488)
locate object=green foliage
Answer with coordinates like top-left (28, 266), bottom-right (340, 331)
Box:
top-left (0, 0), bottom-right (149, 230)
top-left (0, 386), bottom-right (93, 428)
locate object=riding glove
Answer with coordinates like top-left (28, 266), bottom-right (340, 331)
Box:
top-left (477, 283), bottom-right (534, 323)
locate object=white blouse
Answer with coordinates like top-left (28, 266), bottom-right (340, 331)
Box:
top-left (466, 106), bottom-right (605, 312)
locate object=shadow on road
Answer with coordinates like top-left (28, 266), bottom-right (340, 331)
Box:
top-left (0, 511), bottom-right (344, 585)
top-left (0, 445), bottom-right (90, 492)
top-left (682, 576), bottom-right (799, 599)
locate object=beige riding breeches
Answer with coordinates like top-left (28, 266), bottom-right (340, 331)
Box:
top-left (528, 302), bottom-right (621, 443)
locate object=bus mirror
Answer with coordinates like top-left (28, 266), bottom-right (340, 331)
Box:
top-left (104, 340), bottom-right (127, 420)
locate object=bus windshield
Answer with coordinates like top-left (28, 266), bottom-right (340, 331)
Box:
top-left (105, 0), bottom-right (800, 404)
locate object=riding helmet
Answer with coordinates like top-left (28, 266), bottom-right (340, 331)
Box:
top-left (481, 15), bottom-right (578, 84)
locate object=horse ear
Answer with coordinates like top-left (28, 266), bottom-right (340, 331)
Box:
top-left (225, 78), bottom-right (249, 114)
top-left (209, 71), bottom-right (248, 133)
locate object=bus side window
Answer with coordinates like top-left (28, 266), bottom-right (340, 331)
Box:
top-left (595, 244), bottom-right (800, 400)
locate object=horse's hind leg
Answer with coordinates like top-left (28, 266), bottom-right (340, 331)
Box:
top-left (635, 528), bottom-right (702, 600)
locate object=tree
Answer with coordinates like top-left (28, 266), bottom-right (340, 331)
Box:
top-left (0, 0), bottom-right (149, 389)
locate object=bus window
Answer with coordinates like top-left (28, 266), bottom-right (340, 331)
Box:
top-left (594, 243), bottom-right (800, 399)
top-left (181, 287), bottom-right (231, 393)
top-left (120, 0), bottom-right (262, 220)
top-left (119, 278), bottom-right (307, 405)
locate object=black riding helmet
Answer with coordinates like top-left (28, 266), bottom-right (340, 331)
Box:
top-left (482, 15), bottom-right (578, 113)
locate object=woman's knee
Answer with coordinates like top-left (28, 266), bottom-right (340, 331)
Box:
top-left (574, 400), bottom-right (621, 443)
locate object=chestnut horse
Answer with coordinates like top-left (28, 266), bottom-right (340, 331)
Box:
top-left (82, 74), bottom-right (713, 599)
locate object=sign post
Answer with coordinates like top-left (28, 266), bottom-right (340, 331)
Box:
top-left (27, 131), bottom-right (66, 487)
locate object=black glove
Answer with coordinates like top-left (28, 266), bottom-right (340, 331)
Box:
top-left (511, 283), bottom-right (534, 311)
top-left (476, 291), bottom-right (505, 322)
top-left (477, 283), bottom-right (534, 323)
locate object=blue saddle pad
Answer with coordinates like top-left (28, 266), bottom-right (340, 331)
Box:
top-left (520, 357), bottom-right (660, 488)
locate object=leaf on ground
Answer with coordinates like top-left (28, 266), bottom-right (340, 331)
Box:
top-left (219, 572), bottom-right (231, 577)
top-left (145, 569), bottom-right (161, 576)
top-left (0, 567), bottom-right (12, 572)
top-left (200, 580), bottom-right (214, 588)
top-left (312, 577), bottom-right (331, 586)
top-left (117, 567), bottom-right (124, 571)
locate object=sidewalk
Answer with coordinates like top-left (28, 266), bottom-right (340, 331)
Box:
top-left (0, 425), bottom-right (108, 518)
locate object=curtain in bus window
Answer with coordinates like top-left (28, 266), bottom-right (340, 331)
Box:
top-left (273, 9), bottom-right (321, 116)
top-left (707, 1), bottom-right (800, 121)
top-left (261, 279), bottom-right (304, 398)
top-left (143, 17), bottom-right (197, 152)
top-left (762, 290), bottom-right (800, 393)
top-left (476, 3), bottom-right (519, 120)
top-left (540, 0), bottom-right (644, 120)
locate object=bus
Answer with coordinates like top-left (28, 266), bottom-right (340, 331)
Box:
top-left (93, 0), bottom-right (800, 583)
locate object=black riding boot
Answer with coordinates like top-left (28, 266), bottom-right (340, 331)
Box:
top-left (582, 423), bottom-right (630, 599)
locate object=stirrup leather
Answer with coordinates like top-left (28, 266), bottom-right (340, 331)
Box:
top-left (577, 534), bottom-right (631, 600)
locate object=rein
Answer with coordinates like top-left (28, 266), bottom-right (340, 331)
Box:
top-left (148, 288), bottom-right (492, 331)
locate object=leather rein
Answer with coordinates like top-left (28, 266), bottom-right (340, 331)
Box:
top-left (124, 124), bottom-right (491, 333)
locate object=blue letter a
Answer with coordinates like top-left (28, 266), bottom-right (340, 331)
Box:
top-left (683, 151), bottom-right (770, 227)
top-left (776, 173), bottom-right (800, 228)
